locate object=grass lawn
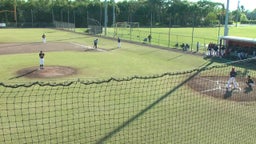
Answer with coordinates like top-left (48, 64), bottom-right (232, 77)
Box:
top-left (99, 25), bottom-right (256, 53)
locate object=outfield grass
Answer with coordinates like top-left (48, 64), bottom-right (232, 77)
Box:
top-left (1, 28), bottom-right (256, 144)
top-left (102, 25), bottom-right (256, 53)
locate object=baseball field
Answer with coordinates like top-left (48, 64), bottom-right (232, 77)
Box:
top-left (1, 28), bottom-right (256, 143)
top-left (0, 28), bottom-right (210, 81)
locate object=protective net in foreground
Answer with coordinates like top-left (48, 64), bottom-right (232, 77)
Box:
top-left (1, 58), bottom-right (256, 144)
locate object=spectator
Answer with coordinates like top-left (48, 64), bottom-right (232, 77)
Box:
top-left (196, 42), bottom-right (200, 52)
top-left (221, 46), bottom-right (225, 57)
top-left (181, 43), bottom-right (185, 51)
top-left (213, 44), bottom-right (218, 56)
top-left (208, 43), bottom-right (212, 56)
top-left (143, 38), bottom-right (147, 44)
top-left (185, 43), bottom-right (190, 51)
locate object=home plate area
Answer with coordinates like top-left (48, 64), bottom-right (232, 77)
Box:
top-left (187, 76), bottom-right (256, 102)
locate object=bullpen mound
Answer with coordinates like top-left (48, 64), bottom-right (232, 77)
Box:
top-left (16, 66), bottom-right (77, 78)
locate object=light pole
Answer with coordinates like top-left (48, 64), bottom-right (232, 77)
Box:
top-left (235, 0), bottom-right (240, 27)
top-left (112, 0), bottom-right (115, 27)
top-left (31, 9), bottom-right (33, 27)
top-left (51, 0), bottom-right (54, 22)
top-left (68, 0), bottom-right (71, 24)
top-left (104, 0), bottom-right (108, 36)
top-left (168, 14), bottom-right (171, 48)
top-left (224, 0), bottom-right (230, 36)
top-left (14, 0), bottom-right (17, 27)
top-left (150, 12), bottom-right (152, 34)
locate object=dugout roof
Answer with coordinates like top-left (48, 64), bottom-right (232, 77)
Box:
top-left (220, 36), bottom-right (256, 44)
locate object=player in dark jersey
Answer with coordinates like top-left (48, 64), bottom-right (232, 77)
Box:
top-left (39, 51), bottom-right (45, 70)
top-left (93, 39), bottom-right (98, 49)
top-left (117, 37), bottom-right (121, 48)
top-left (226, 67), bottom-right (240, 90)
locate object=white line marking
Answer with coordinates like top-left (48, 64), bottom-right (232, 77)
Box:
top-left (70, 42), bottom-right (91, 49)
top-left (69, 42), bottom-right (107, 52)
top-left (200, 77), bottom-right (218, 83)
top-left (201, 87), bottom-right (221, 93)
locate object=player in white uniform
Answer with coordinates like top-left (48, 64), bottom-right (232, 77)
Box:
top-left (39, 51), bottom-right (45, 70)
top-left (117, 37), bottom-right (121, 48)
top-left (42, 33), bottom-right (46, 43)
top-left (226, 67), bottom-right (240, 90)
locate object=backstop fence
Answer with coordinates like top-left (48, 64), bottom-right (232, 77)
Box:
top-left (1, 58), bottom-right (256, 144)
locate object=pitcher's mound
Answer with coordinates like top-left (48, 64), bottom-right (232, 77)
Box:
top-left (16, 66), bottom-right (77, 78)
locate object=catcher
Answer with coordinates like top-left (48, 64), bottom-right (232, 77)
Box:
top-left (246, 75), bottom-right (254, 88)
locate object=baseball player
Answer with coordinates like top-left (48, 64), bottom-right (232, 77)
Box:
top-left (117, 37), bottom-right (121, 48)
top-left (226, 67), bottom-right (240, 90)
top-left (39, 51), bottom-right (45, 70)
top-left (93, 39), bottom-right (98, 49)
top-left (246, 75), bottom-right (254, 88)
top-left (42, 33), bottom-right (46, 43)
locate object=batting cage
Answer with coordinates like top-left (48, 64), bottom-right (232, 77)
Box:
top-left (1, 58), bottom-right (256, 143)
top-left (54, 20), bottom-right (75, 32)
top-left (87, 18), bottom-right (102, 35)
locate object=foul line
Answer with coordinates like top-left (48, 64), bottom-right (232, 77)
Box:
top-left (201, 87), bottom-right (221, 93)
top-left (200, 77), bottom-right (218, 83)
top-left (70, 42), bottom-right (107, 52)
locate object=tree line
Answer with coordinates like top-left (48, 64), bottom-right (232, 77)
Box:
top-left (0, 0), bottom-right (256, 28)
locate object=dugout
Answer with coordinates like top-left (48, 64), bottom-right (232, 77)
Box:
top-left (219, 36), bottom-right (256, 59)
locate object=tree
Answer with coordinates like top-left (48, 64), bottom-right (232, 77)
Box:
top-left (205, 12), bottom-right (217, 26)
top-left (1, 0), bottom-right (251, 28)
top-left (147, 0), bottom-right (164, 26)
top-left (240, 13), bottom-right (248, 22)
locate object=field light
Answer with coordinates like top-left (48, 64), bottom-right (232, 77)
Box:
top-left (104, 0), bottom-right (108, 36)
top-left (224, 0), bottom-right (230, 36)
top-left (14, 0), bottom-right (17, 21)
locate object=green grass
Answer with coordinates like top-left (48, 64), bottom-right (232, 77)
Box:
top-left (1, 28), bottom-right (256, 144)
top-left (101, 26), bottom-right (256, 53)
top-left (0, 28), bottom-right (211, 82)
